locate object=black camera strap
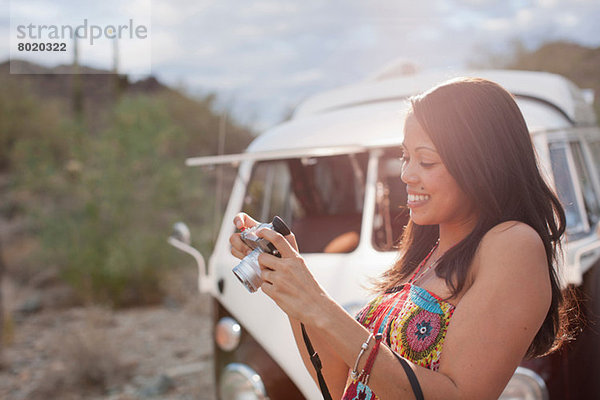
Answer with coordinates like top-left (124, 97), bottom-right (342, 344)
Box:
top-left (301, 323), bottom-right (424, 400)
top-left (300, 323), bottom-right (332, 400)
top-left (393, 350), bottom-right (425, 400)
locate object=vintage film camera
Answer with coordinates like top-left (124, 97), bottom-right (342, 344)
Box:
top-left (232, 216), bottom-right (291, 293)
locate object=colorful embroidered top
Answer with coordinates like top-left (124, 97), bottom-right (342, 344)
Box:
top-left (342, 247), bottom-right (455, 400)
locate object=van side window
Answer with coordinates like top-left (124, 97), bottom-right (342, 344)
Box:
top-left (242, 154), bottom-right (368, 253)
top-left (372, 149), bottom-right (409, 251)
top-left (549, 141), bottom-right (600, 235)
top-left (570, 142), bottom-right (600, 226)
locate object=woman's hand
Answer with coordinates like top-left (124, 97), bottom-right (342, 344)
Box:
top-left (229, 213), bottom-right (259, 259)
top-left (255, 228), bottom-right (327, 323)
top-left (229, 213), bottom-right (299, 259)
top-left (229, 213), bottom-right (320, 321)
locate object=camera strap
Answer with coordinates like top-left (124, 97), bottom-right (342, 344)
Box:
top-left (301, 323), bottom-right (332, 400)
top-left (393, 350), bottom-right (424, 400)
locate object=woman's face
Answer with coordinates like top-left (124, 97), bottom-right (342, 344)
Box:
top-left (400, 113), bottom-right (477, 227)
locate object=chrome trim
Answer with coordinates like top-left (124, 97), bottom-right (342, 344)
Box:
top-left (186, 145), bottom-right (368, 167)
top-left (215, 317), bottom-right (242, 352)
top-left (220, 363), bottom-right (268, 400)
top-left (514, 367), bottom-right (549, 400)
top-left (166, 235), bottom-right (210, 293)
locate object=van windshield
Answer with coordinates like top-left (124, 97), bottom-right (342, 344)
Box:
top-left (242, 153), bottom-right (368, 253)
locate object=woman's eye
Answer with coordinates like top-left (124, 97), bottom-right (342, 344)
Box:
top-left (420, 162), bottom-right (437, 168)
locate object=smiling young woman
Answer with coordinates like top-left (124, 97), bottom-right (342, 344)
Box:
top-left (230, 77), bottom-right (570, 400)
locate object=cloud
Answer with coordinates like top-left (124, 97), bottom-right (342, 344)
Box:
top-left (149, 0), bottom-right (600, 127)
top-left (2, 0), bottom-right (600, 128)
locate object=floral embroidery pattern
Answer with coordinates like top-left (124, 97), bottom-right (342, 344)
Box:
top-left (402, 309), bottom-right (443, 355)
top-left (391, 285), bottom-right (454, 368)
top-left (416, 320), bottom-right (432, 339)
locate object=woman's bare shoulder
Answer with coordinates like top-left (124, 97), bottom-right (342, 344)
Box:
top-left (474, 220), bottom-right (548, 282)
top-left (481, 220), bottom-right (544, 250)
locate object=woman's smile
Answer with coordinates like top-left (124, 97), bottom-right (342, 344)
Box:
top-left (407, 192), bottom-right (431, 208)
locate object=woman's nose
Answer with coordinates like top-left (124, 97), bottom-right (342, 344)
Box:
top-left (401, 162), bottom-right (419, 185)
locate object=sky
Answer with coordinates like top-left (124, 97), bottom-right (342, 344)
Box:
top-left (2, 0), bottom-right (600, 130)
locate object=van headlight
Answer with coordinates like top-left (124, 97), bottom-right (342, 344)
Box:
top-left (219, 363), bottom-right (268, 400)
top-left (499, 367), bottom-right (548, 400)
top-left (215, 317), bottom-right (242, 351)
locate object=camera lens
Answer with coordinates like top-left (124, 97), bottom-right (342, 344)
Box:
top-left (232, 249), bottom-right (263, 293)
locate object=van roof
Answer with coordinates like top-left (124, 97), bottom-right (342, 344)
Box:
top-left (293, 69), bottom-right (596, 126)
top-left (245, 95), bottom-right (572, 155)
top-left (246, 101), bottom-right (408, 154)
top-left (187, 70), bottom-right (595, 166)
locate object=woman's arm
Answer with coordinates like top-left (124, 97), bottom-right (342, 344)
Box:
top-left (288, 316), bottom-right (351, 399)
top-left (229, 213), bottom-right (349, 397)
top-left (258, 221), bottom-right (552, 399)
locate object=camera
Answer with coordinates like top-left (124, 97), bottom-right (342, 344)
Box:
top-left (232, 216), bottom-right (291, 293)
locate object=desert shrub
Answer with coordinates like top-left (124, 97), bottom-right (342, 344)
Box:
top-left (36, 95), bottom-right (210, 306)
top-left (4, 82), bottom-right (249, 307)
top-left (0, 76), bottom-right (79, 175)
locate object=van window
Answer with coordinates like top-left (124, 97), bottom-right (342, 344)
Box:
top-left (373, 149), bottom-right (409, 251)
top-left (570, 142), bottom-right (600, 226)
top-left (549, 143), bottom-right (586, 234)
top-left (242, 154), bottom-right (368, 253)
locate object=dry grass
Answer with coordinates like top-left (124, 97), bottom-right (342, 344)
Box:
top-left (2, 310), bottom-right (14, 348)
top-left (2, 236), bottom-right (41, 285)
top-left (29, 307), bottom-right (131, 399)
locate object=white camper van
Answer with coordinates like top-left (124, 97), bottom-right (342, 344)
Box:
top-left (170, 67), bottom-right (600, 400)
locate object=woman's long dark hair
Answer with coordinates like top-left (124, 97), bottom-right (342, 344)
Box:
top-left (378, 77), bottom-right (569, 357)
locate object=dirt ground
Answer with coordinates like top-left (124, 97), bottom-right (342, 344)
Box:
top-left (0, 277), bottom-right (217, 400)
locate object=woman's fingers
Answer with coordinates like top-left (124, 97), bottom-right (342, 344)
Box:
top-left (285, 231), bottom-right (299, 252)
top-left (258, 254), bottom-right (294, 289)
top-left (259, 263), bottom-right (288, 297)
top-left (260, 266), bottom-right (274, 285)
top-left (256, 228), bottom-right (297, 258)
top-left (233, 212), bottom-right (259, 230)
top-left (258, 257), bottom-right (316, 322)
top-left (230, 246), bottom-right (247, 259)
top-left (229, 232), bottom-right (251, 259)
top-left (230, 213), bottom-right (259, 258)
top-left (258, 253), bottom-right (283, 270)
top-left (260, 279), bottom-right (275, 297)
